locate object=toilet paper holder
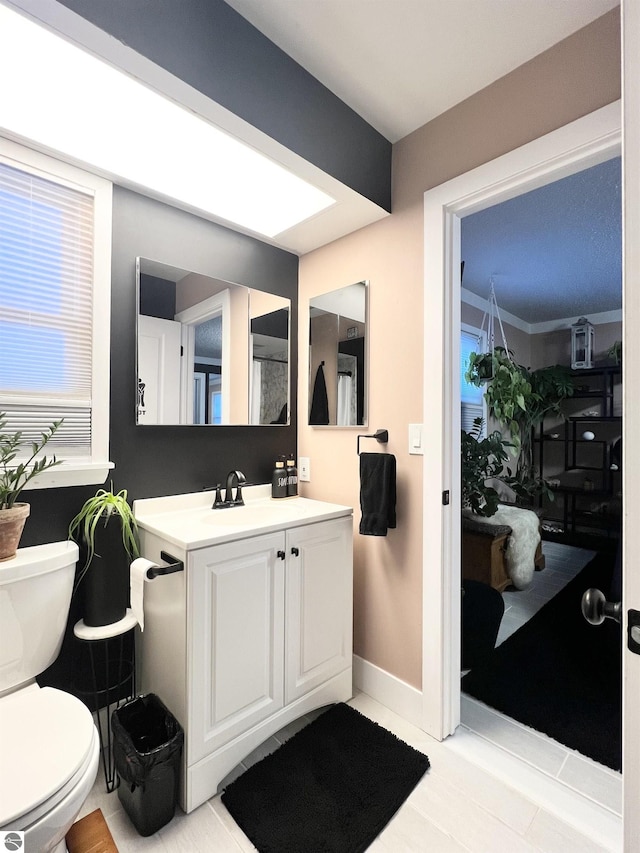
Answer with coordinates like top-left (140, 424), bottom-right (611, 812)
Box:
top-left (146, 551), bottom-right (184, 579)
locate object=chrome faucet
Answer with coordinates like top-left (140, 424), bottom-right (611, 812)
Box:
top-left (212, 470), bottom-right (246, 509)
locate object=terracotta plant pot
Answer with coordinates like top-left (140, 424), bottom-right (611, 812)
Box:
top-left (0, 503), bottom-right (30, 561)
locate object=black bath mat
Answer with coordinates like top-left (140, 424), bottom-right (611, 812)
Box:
top-left (221, 702), bottom-right (430, 853)
top-left (462, 551), bottom-right (622, 770)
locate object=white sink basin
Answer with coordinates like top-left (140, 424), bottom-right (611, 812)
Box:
top-left (133, 486), bottom-right (353, 549)
top-left (205, 502), bottom-right (301, 526)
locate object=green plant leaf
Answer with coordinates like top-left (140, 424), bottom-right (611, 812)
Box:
top-left (69, 483), bottom-right (140, 585)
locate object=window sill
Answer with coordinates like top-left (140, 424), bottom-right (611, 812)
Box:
top-left (22, 461), bottom-right (115, 491)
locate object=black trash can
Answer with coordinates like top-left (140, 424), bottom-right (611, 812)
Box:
top-left (112, 693), bottom-right (184, 836)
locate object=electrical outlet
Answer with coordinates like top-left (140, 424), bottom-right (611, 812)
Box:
top-left (299, 456), bottom-right (311, 481)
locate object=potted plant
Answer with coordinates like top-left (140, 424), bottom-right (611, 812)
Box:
top-left (466, 348), bottom-right (574, 496)
top-left (0, 413), bottom-right (63, 561)
top-left (69, 486), bottom-right (140, 627)
top-left (461, 418), bottom-right (513, 518)
top-left (607, 340), bottom-right (622, 366)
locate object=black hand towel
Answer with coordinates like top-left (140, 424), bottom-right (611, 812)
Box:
top-left (309, 363), bottom-right (330, 425)
top-left (359, 452), bottom-right (397, 536)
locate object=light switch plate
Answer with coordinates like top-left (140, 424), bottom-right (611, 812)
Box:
top-left (298, 456), bottom-right (311, 481)
top-left (408, 424), bottom-right (424, 455)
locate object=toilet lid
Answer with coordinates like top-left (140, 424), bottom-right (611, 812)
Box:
top-left (0, 686), bottom-right (95, 826)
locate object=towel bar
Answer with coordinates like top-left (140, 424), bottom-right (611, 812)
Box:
top-left (357, 428), bottom-right (389, 455)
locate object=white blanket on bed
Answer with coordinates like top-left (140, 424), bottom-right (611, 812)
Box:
top-left (478, 504), bottom-right (540, 590)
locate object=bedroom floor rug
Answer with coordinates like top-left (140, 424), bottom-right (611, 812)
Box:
top-left (221, 702), bottom-right (430, 853)
top-left (462, 551), bottom-right (622, 770)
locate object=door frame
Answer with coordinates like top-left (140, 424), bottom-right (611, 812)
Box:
top-left (622, 0), bottom-right (640, 843)
top-left (422, 101), bottom-right (622, 740)
top-left (175, 288), bottom-right (231, 424)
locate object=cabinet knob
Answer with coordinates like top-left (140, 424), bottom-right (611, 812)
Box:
top-left (291, 547), bottom-right (299, 557)
top-left (277, 550), bottom-right (286, 560)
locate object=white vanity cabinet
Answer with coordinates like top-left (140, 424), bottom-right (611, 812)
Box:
top-left (188, 531), bottom-right (286, 766)
top-left (284, 519), bottom-right (353, 704)
top-left (134, 490), bottom-right (353, 813)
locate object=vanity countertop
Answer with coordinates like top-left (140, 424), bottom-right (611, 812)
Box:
top-left (133, 485), bottom-right (353, 551)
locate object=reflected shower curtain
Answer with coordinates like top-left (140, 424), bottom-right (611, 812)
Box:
top-left (337, 373), bottom-right (353, 426)
top-left (250, 360), bottom-right (262, 424)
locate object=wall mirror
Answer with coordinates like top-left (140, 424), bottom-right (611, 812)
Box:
top-left (309, 281), bottom-right (368, 426)
top-left (136, 258), bottom-right (290, 425)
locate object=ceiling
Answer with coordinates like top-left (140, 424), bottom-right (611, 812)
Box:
top-left (9, 1), bottom-right (620, 316)
top-left (224, 0), bottom-right (618, 143)
top-left (225, 1), bottom-right (621, 323)
top-left (461, 157), bottom-right (622, 326)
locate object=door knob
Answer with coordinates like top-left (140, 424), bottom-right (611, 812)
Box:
top-left (581, 588), bottom-right (622, 625)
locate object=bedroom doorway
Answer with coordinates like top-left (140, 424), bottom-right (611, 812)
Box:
top-left (457, 156), bottom-right (623, 775)
top-left (420, 102), bottom-right (640, 839)
top-left (421, 103), bottom-right (623, 742)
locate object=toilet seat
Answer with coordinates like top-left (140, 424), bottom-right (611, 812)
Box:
top-left (0, 686), bottom-right (97, 830)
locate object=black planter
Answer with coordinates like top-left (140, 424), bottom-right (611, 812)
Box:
top-left (81, 518), bottom-right (130, 627)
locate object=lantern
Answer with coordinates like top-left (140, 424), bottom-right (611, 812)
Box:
top-left (571, 317), bottom-right (594, 369)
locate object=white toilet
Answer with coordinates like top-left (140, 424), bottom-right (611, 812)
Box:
top-left (0, 541), bottom-right (100, 853)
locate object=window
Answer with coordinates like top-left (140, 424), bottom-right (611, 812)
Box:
top-left (461, 324), bottom-right (486, 433)
top-left (0, 138), bottom-right (113, 488)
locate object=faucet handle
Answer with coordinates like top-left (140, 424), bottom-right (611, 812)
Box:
top-left (212, 484), bottom-right (224, 509)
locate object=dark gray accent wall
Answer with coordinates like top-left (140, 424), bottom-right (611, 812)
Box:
top-left (139, 275), bottom-right (176, 319)
top-left (33, 185), bottom-right (298, 696)
top-left (56, 0), bottom-right (392, 211)
top-left (23, 185), bottom-right (298, 554)
top-left (109, 186), bottom-right (298, 502)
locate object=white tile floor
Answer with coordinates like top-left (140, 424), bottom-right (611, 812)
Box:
top-left (77, 690), bottom-right (621, 852)
top-left (73, 543), bottom-right (623, 852)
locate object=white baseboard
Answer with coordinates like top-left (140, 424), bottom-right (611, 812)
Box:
top-left (352, 655), bottom-right (423, 728)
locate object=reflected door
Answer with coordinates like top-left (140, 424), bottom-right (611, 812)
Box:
top-left (138, 315), bottom-right (181, 424)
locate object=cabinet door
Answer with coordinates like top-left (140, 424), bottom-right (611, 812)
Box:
top-left (188, 532), bottom-right (285, 764)
top-left (285, 517), bottom-right (353, 704)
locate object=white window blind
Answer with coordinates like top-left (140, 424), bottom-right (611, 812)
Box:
top-left (461, 327), bottom-right (485, 433)
top-left (0, 138), bottom-right (112, 488)
top-left (0, 143), bottom-right (109, 476)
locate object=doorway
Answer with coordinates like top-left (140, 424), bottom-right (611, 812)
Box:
top-left (421, 105), bottom-right (625, 836)
top-left (422, 101), bottom-right (621, 738)
top-left (457, 156), bottom-right (622, 774)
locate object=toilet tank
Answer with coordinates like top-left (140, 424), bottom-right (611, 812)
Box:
top-left (0, 541), bottom-right (79, 695)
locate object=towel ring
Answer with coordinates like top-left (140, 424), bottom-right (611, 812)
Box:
top-left (357, 429), bottom-right (389, 455)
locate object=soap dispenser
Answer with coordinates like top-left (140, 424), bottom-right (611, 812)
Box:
top-left (286, 455), bottom-right (298, 497)
top-left (272, 457), bottom-right (287, 499)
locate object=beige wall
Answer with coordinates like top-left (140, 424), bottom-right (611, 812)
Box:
top-left (461, 302), bottom-right (532, 368)
top-left (462, 303), bottom-right (622, 372)
top-left (298, 9), bottom-right (620, 690)
top-left (530, 320), bottom-right (622, 369)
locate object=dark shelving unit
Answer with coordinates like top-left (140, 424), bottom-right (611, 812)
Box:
top-left (534, 365), bottom-right (622, 546)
